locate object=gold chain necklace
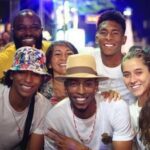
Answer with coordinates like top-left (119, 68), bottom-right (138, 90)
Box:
top-left (72, 108), bottom-right (97, 144)
top-left (10, 108), bottom-right (23, 139)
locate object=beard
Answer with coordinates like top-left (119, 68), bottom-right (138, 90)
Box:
top-left (13, 34), bottom-right (43, 49)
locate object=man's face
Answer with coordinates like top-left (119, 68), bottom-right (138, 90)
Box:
top-left (13, 14), bottom-right (43, 49)
top-left (96, 20), bottom-right (126, 56)
top-left (10, 71), bottom-right (43, 99)
top-left (65, 78), bottom-right (98, 112)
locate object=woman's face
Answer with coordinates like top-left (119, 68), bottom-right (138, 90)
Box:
top-left (122, 57), bottom-right (150, 97)
top-left (50, 45), bottom-right (74, 75)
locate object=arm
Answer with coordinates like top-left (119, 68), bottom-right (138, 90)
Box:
top-left (111, 100), bottom-right (134, 150)
top-left (0, 43), bottom-right (15, 78)
top-left (113, 141), bottom-right (132, 150)
top-left (27, 133), bottom-right (44, 150)
top-left (46, 128), bottom-right (91, 150)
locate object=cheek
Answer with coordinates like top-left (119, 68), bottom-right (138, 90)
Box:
top-left (123, 78), bottom-right (130, 87)
top-left (51, 57), bottom-right (58, 68)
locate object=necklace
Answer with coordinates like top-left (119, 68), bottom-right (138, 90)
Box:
top-left (72, 108), bottom-right (97, 144)
top-left (10, 108), bottom-right (23, 139)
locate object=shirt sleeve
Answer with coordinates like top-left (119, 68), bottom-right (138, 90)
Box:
top-left (31, 94), bottom-right (52, 135)
top-left (110, 100), bottom-right (135, 141)
top-left (44, 108), bottom-right (60, 150)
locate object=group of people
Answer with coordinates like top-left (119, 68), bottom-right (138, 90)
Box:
top-left (0, 8), bottom-right (149, 150)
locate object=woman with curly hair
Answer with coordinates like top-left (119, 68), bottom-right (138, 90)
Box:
top-left (121, 45), bottom-right (150, 149)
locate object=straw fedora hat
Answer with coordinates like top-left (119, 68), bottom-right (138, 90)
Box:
top-left (55, 54), bottom-right (108, 80)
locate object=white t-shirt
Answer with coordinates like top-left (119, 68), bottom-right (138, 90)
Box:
top-left (0, 84), bottom-right (52, 150)
top-left (92, 50), bottom-right (135, 104)
top-left (44, 95), bottom-right (134, 150)
top-left (130, 101), bottom-right (145, 150)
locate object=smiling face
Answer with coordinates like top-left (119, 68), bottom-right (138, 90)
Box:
top-left (10, 71), bottom-right (43, 99)
top-left (96, 20), bottom-right (126, 56)
top-left (13, 13), bottom-right (43, 49)
top-left (122, 57), bottom-right (150, 98)
top-left (50, 45), bottom-right (74, 76)
top-left (65, 78), bottom-right (98, 114)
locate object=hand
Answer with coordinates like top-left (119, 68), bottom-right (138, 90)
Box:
top-left (45, 128), bottom-right (90, 150)
top-left (101, 90), bottom-right (121, 102)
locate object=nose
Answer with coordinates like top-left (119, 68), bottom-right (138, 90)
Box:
top-left (25, 72), bottom-right (32, 83)
top-left (129, 74), bottom-right (136, 83)
top-left (61, 54), bottom-right (68, 61)
top-left (106, 33), bottom-right (111, 40)
top-left (78, 83), bottom-right (85, 94)
top-left (25, 28), bottom-right (32, 36)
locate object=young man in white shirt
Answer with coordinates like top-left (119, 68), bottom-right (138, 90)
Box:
top-left (44, 54), bottom-right (134, 150)
top-left (93, 10), bottom-right (135, 104)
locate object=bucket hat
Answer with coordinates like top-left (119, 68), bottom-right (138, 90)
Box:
top-left (9, 46), bottom-right (50, 76)
top-left (55, 54), bottom-right (108, 80)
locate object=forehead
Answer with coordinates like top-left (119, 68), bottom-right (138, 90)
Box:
top-left (98, 20), bottom-right (123, 31)
top-left (67, 78), bottom-right (97, 82)
top-left (122, 57), bottom-right (147, 71)
top-left (13, 14), bottom-right (41, 26)
top-left (53, 44), bottom-right (73, 52)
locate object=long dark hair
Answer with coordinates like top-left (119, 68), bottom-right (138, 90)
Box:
top-left (139, 94), bottom-right (150, 149)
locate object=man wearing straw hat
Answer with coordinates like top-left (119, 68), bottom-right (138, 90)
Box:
top-left (0, 46), bottom-right (52, 150)
top-left (44, 54), bottom-right (134, 150)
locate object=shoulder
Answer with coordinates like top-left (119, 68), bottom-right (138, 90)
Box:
top-left (46, 97), bottom-right (70, 117)
top-left (97, 95), bottom-right (128, 111)
top-left (129, 101), bottom-right (141, 116)
top-left (42, 40), bottom-right (51, 52)
top-left (0, 84), bottom-right (9, 101)
top-left (51, 97), bottom-right (70, 111)
top-left (0, 84), bottom-right (9, 92)
top-left (0, 42), bottom-right (15, 55)
top-left (35, 92), bottom-right (53, 110)
top-left (98, 98), bottom-right (129, 119)
top-left (2, 42), bottom-right (15, 51)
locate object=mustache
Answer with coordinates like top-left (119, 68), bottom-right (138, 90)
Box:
top-left (13, 34), bottom-right (43, 49)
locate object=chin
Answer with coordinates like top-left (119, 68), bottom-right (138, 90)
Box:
top-left (74, 104), bottom-right (89, 111)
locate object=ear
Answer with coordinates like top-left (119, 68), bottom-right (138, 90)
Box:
top-left (95, 32), bottom-right (99, 44)
top-left (9, 72), bottom-right (14, 80)
top-left (48, 64), bottom-right (52, 69)
top-left (95, 80), bottom-right (99, 92)
top-left (122, 35), bottom-right (127, 45)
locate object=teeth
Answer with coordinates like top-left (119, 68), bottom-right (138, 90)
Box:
top-left (60, 64), bottom-right (66, 66)
top-left (105, 44), bottom-right (113, 47)
top-left (76, 98), bottom-right (86, 102)
top-left (131, 84), bottom-right (140, 89)
top-left (22, 85), bottom-right (32, 90)
top-left (22, 38), bottom-right (34, 42)
top-left (132, 85), bottom-right (139, 89)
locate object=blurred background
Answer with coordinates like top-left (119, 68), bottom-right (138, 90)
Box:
top-left (0, 0), bottom-right (150, 52)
